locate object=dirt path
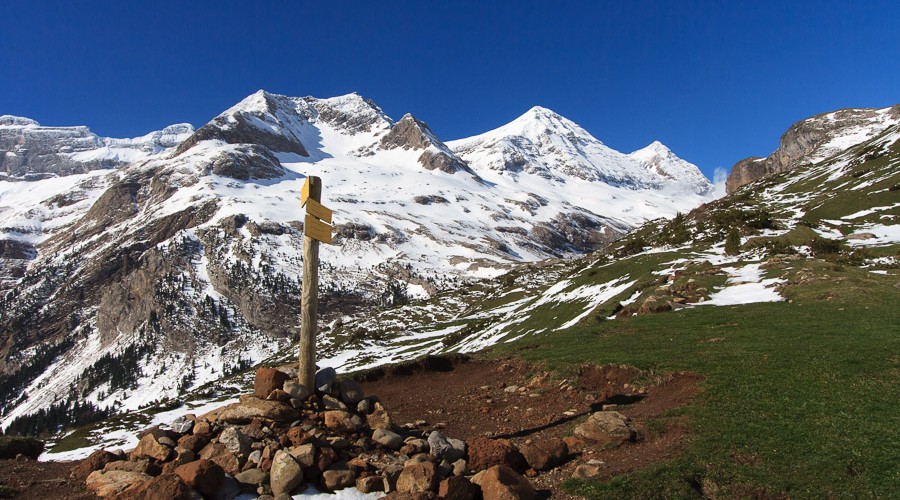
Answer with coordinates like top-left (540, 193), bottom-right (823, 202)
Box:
top-left (361, 355), bottom-right (702, 498)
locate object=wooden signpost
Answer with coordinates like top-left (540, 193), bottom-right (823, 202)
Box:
top-left (299, 176), bottom-right (333, 389)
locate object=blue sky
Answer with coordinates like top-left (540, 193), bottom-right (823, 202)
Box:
top-left (2, 1), bottom-right (898, 181)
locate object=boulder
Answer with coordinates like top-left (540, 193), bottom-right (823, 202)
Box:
top-left (70, 449), bottom-right (122, 481)
top-left (219, 426), bottom-right (252, 458)
top-left (255, 367), bottom-right (291, 399)
top-left (321, 463), bottom-right (356, 492)
top-left (198, 442), bottom-right (240, 475)
top-left (177, 433), bottom-right (210, 453)
top-left (373, 429), bottom-right (405, 450)
top-left (324, 410), bottom-right (359, 433)
top-left (315, 367), bottom-right (337, 393)
top-left (104, 459), bottom-right (158, 475)
top-left (170, 416), bottom-right (194, 434)
top-left (438, 475), bottom-right (478, 500)
top-left (573, 411), bottom-right (636, 447)
top-left (357, 475), bottom-right (386, 494)
top-left (130, 434), bottom-right (172, 462)
top-left (366, 402), bottom-right (393, 430)
top-left (427, 431), bottom-right (451, 460)
top-left (287, 443), bottom-right (316, 468)
top-left (465, 437), bottom-right (526, 473)
top-left (117, 473), bottom-right (192, 500)
top-left (283, 380), bottom-right (311, 401)
top-left (174, 459), bottom-right (225, 499)
top-left (270, 450), bottom-right (304, 496)
top-left (339, 379), bottom-right (365, 405)
top-left (480, 465), bottom-right (536, 500)
top-left (519, 438), bottom-right (568, 471)
top-left (85, 470), bottom-right (152, 498)
top-left (234, 468), bottom-right (269, 493)
top-left (396, 461), bottom-right (438, 494)
top-left (571, 464), bottom-right (601, 479)
top-left (0, 436), bottom-right (45, 460)
top-left (216, 396), bottom-right (300, 424)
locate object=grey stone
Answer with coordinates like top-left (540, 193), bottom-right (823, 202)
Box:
top-left (427, 431), bottom-right (451, 460)
top-left (235, 468), bottom-right (269, 493)
top-left (171, 416), bottom-right (194, 434)
top-left (270, 450), bottom-right (304, 496)
top-left (372, 429), bottom-right (405, 450)
top-left (219, 427), bottom-right (252, 458)
top-left (283, 380), bottom-right (311, 401)
top-left (287, 443), bottom-right (316, 468)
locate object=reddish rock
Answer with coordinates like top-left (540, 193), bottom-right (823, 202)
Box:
top-left (357, 475), bottom-right (385, 494)
top-left (198, 442), bottom-right (240, 475)
top-left (130, 433), bottom-right (172, 462)
top-left (324, 410), bottom-right (359, 433)
top-left (193, 420), bottom-right (212, 435)
top-left (267, 388), bottom-right (292, 403)
top-left (480, 465), bottom-right (536, 500)
top-left (174, 459), bottom-right (225, 499)
top-left (177, 433), bottom-right (209, 454)
top-left (438, 475), bottom-right (477, 500)
top-left (70, 449), bottom-right (121, 481)
top-left (117, 473), bottom-right (193, 500)
top-left (465, 437), bottom-right (527, 473)
top-left (396, 462), bottom-right (438, 494)
top-left (286, 426), bottom-right (311, 446)
top-left (103, 459), bottom-right (159, 476)
top-left (256, 367), bottom-right (291, 399)
top-left (562, 436), bottom-right (581, 450)
top-left (519, 438), bottom-right (568, 471)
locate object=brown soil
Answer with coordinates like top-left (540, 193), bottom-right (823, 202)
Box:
top-left (1, 355), bottom-right (701, 499)
top-left (361, 355), bottom-right (702, 498)
top-left (0, 459), bottom-right (92, 499)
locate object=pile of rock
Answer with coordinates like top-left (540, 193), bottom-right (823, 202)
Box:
top-left (77, 365), bottom-right (556, 499)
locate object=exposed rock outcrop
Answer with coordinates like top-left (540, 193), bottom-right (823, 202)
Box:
top-left (726, 104), bottom-right (900, 193)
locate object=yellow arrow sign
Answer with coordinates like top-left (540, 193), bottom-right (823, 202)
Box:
top-left (305, 198), bottom-right (333, 224)
top-left (305, 213), bottom-right (333, 244)
top-left (301, 177), bottom-right (311, 207)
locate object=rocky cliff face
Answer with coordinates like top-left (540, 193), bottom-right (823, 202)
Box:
top-left (0, 116), bottom-right (193, 179)
top-left (726, 105), bottom-right (900, 193)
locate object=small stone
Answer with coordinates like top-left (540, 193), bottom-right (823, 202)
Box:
top-left (519, 438), bottom-right (568, 471)
top-left (503, 385), bottom-right (519, 393)
top-left (315, 367), bottom-right (338, 393)
top-left (396, 462), bottom-right (438, 494)
top-left (131, 434), bottom-right (172, 462)
top-left (465, 437), bottom-right (526, 473)
top-left (283, 380), bottom-right (311, 401)
top-left (321, 463), bottom-right (357, 492)
top-left (339, 379), bottom-right (365, 405)
top-left (177, 434), bottom-right (209, 454)
top-left (357, 475), bottom-right (386, 494)
top-left (480, 465), bottom-right (536, 500)
top-left (573, 411), bottom-right (636, 447)
top-left (324, 410), bottom-right (359, 433)
top-left (373, 429), bottom-right (405, 450)
top-left (287, 443), bottom-right (316, 468)
top-left (405, 454), bottom-right (431, 466)
top-left (367, 402), bottom-right (393, 430)
top-left (219, 426), bottom-right (253, 458)
top-left (235, 468), bottom-right (269, 493)
top-left (255, 367), bottom-right (291, 399)
top-left (322, 395), bottom-right (348, 410)
top-left (452, 459), bottom-right (467, 477)
top-left (427, 431), bottom-right (451, 460)
top-left (85, 470), bottom-right (151, 498)
top-left (170, 416), bottom-right (194, 435)
top-left (572, 464), bottom-right (601, 479)
top-left (198, 442), bottom-right (240, 475)
top-left (438, 475), bottom-right (477, 500)
top-left (326, 436), bottom-right (351, 449)
top-left (357, 397), bottom-right (378, 415)
top-left (270, 450), bottom-right (304, 496)
top-left (174, 459), bottom-right (225, 499)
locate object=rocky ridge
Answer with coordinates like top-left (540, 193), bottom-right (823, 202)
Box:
top-left (725, 104), bottom-right (900, 193)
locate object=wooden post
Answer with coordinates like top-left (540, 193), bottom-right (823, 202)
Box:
top-left (299, 176), bottom-right (322, 389)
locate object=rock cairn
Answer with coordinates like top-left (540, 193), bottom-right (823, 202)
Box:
top-left (77, 365), bottom-right (564, 499)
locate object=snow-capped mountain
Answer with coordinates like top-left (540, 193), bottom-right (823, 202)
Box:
top-left (0, 91), bottom-right (714, 433)
top-left (448, 106), bottom-right (712, 193)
